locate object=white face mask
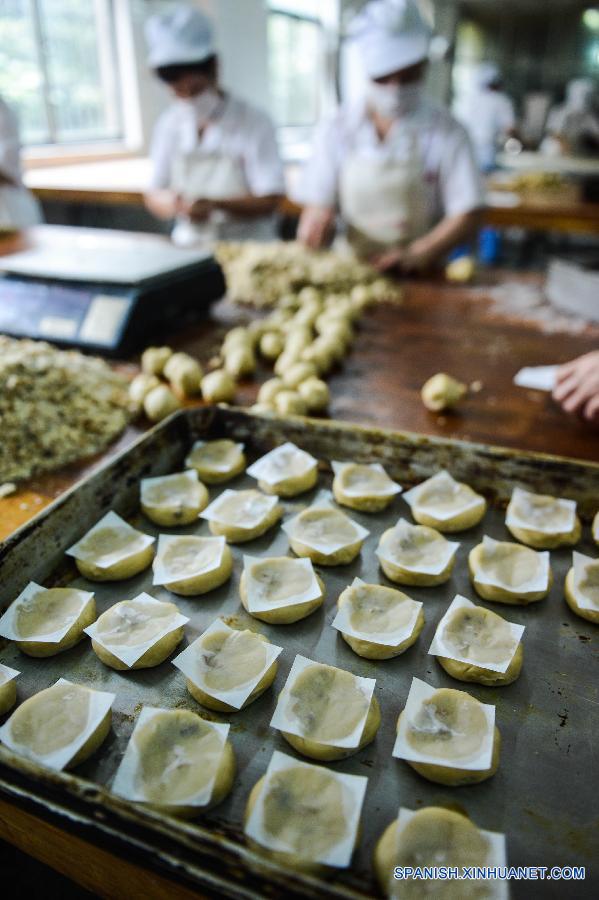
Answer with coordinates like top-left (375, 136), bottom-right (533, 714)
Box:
top-left (178, 88), bottom-right (221, 125)
top-left (367, 81), bottom-right (423, 119)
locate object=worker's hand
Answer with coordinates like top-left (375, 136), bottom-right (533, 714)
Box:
top-left (297, 205), bottom-right (335, 250)
top-left (371, 241), bottom-right (432, 274)
top-left (144, 189), bottom-right (181, 221)
top-left (553, 351), bottom-right (599, 424)
top-left (179, 197), bottom-right (214, 222)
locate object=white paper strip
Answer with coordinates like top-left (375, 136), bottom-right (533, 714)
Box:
top-left (331, 578), bottom-right (422, 647)
top-left (572, 551), bottom-right (599, 613)
top-left (199, 489), bottom-right (279, 528)
top-left (513, 365), bottom-right (558, 392)
top-left (245, 750), bottom-right (367, 868)
top-left (403, 471), bottom-right (484, 522)
top-left (111, 706), bottom-right (230, 808)
top-left (270, 654), bottom-right (376, 748)
top-left (0, 678), bottom-right (115, 771)
top-left (282, 502), bottom-right (369, 555)
top-left (428, 594), bottom-right (524, 674)
top-left (84, 593), bottom-right (189, 667)
top-left (506, 487), bottom-right (576, 535)
top-left (152, 535), bottom-right (226, 586)
top-left (331, 461), bottom-right (403, 499)
top-left (475, 536), bottom-right (550, 593)
top-left (0, 583), bottom-right (94, 644)
top-left (66, 511), bottom-right (155, 570)
top-left (392, 677), bottom-right (495, 771)
top-left (243, 555), bottom-right (322, 613)
top-left (376, 518), bottom-right (459, 576)
top-left (0, 663), bottom-right (20, 687)
top-left (246, 442), bottom-right (317, 486)
top-left (172, 618), bottom-right (283, 710)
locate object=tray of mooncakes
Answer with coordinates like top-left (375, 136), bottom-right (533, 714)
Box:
top-left (0, 406), bottom-right (598, 900)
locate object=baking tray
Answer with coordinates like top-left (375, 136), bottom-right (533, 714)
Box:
top-left (0, 407), bottom-right (598, 900)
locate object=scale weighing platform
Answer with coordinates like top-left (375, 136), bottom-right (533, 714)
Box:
top-left (0, 226), bottom-right (226, 356)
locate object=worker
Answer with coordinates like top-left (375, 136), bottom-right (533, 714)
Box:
top-left (296, 0), bottom-right (483, 273)
top-left (544, 78), bottom-right (599, 157)
top-left (144, 4), bottom-right (285, 246)
top-left (0, 95), bottom-right (42, 230)
top-left (553, 351), bottom-right (599, 425)
top-left (454, 62), bottom-right (517, 172)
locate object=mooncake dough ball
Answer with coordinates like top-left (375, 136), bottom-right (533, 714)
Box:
top-left (74, 528), bottom-right (155, 582)
top-left (200, 369), bottom-right (236, 404)
top-left (141, 473), bottom-right (209, 526)
top-left (421, 373), bottom-right (467, 412)
top-left (297, 377), bottom-right (330, 413)
top-left (186, 630), bottom-right (278, 712)
top-left (565, 565), bottom-right (599, 624)
top-left (255, 453), bottom-right (318, 498)
top-left (374, 807), bottom-right (492, 898)
top-left (161, 538), bottom-right (233, 596)
top-left (224, 344), bottom-right (256, 379)
top-left (8, 681), bottom-right (111, 769)
top-left (143, 385), bottom-right (181, 423)
top-left (469, 541), bottom-right (552, 605)
top-left (141, 345), bottom-right (172, 376)
top-left (129, 373), bottom-right (161, 408)
top-left (222, 326), bottom-right (253, 351)
top-left (207, 490), bottom-right (283, 543)
top-left (14, 588), bottom-right (96, 658)
top-left (163, 352), bottom-right (203, 396)
top-left (185, 439), bottom-right (246, 484)
top-left (287, 507), bottom-right (366, 566)
top-left (398, 688), bottom-right (500, 786)
top-left (91, 598), bottom-right (185, 670)
top-left (282, 362), bottom-right (318, 390)
top-left (409, 476), bottom-right (486, 533)
top-left (377, 524), bottom-right (456, 586)
top-left (131, 709), bottom-right (235, 817)
top-left (245, 765), bottom-right (359, 876)
top-left (506, 491), bottom-right (582, 549)
top-left (274, 390), bottom-right (308, 417)
top-left (332, 463), bottom-right (398, 513)
top-left (239, 557), bottom-right (325, 624)
top-left (336, 582), bottom-right (424, 660)
top-left (436, 605), bottom-right (523, 686)
top-left (279, 664), bottom-right (381, 761)
top-left (257, 377), bottom-right (285, 405)
top-left (0, 676), bottom-right (17, 715)
top-left (259, 331), bottom-right (285, 361)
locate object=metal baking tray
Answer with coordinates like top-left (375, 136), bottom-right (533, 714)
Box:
top-left (1, 407), bottom-right (598, 900)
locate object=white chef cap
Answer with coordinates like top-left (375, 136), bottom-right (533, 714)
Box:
top-left (348, 0), bottom-right (432, 79)
top-left (477, 62), bottom-right (501, 89)
top-left (145, 4), bottom-right (216, 69)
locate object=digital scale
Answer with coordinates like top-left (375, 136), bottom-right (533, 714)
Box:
top-left (0, 226), bottom-right (226, 356)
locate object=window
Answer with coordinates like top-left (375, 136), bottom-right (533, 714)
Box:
top-left (0, 0), bottom-right (122, 146)
top-left (267, 1), bottom-right (325, 129)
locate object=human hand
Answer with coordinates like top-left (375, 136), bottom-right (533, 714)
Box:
top-left (371, 241), bottom-right (432, 274)
top-left (552, 351), bottom-right (599, 423)
top-left (177, 197), bottom-right (214, 222)
top-left (297, 205), bottom-right (335, 249)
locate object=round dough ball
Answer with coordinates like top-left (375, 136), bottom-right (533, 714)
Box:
top-left (257, 377), bottom-right (285, 405)
top-left (207, 492), bottom-right (283, 543)
top-left (332, 463), bottom-right (398, 513)
top-left (143, 385), bottom-right (181, 423)
top-left (129, 373), bottom-right (160, 408)
top-left (239, 562), bottom-right (325, 624)
top-left (131, 709), bottom-right (235, 817)
top-left (0, 678), bottom-right (17, 715)
top-left (282, 694), bottom-right (381, 762)
top-left (282, 361), bottom-right (318, 390)
top-left (185, 439), bottom-right (246, 484)
top-left (336, 582), bottom-right (424, 660)
top-left (507, 517), bottom-right (582, 550)
top-left (259, 331), bottom-right (284, 361)
top-left (374, 807), bottom-right (491, 897)
top-left (201, 369), bottom-right (236, 404)
top-left (284, 327), bottom-right (313, 357)
top-left (439, 639), bottom-right (523, 686)
top-left (421, 373), bottom-right (467, 412)
top-left (76, 542), bottom-right (155, 582)
top-left (141, 474), bottom-right (209, 527)
top-left (224, 344), bottom-right (256, 378)
top-left (274, 390), bottom-right (307, 417)
top-left (274, 350), bottom-right (302, 376)
top-left (288, 507), bottom-right (365, 566)
top-left (164, 542), bottom-right (233, 596)
top-left (565, 566), bottom-right (599, 624)
top-left (222, 326), bottom-right (253, 351)
top-left (163, 352), bottom-right (203, 396)
top-left (91, 599), bottom-right (185, 670)
top-left (186, 631), bottom-right (278, 712)
top-left (468, 542), bottom-right (552, 605)
top-left (412, 493), bottom-right (487, 533)
top-left (141, 345), bottom-right (172, 376)
top-left (377, 525), bottom-right (456, 587)
top-left (257, 459), bottom-right (318, 498)
top-left (297, 377), bottom-right (330, 413)
top-left (15, 589), bottom-right (96, 658)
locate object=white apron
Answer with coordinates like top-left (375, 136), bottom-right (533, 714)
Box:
top-left (0, 184), bottom-right (42, 230)
top-left (170, 150), bottom-right (274, 247)
top-left (338, 129), bottom-right (432, 259)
